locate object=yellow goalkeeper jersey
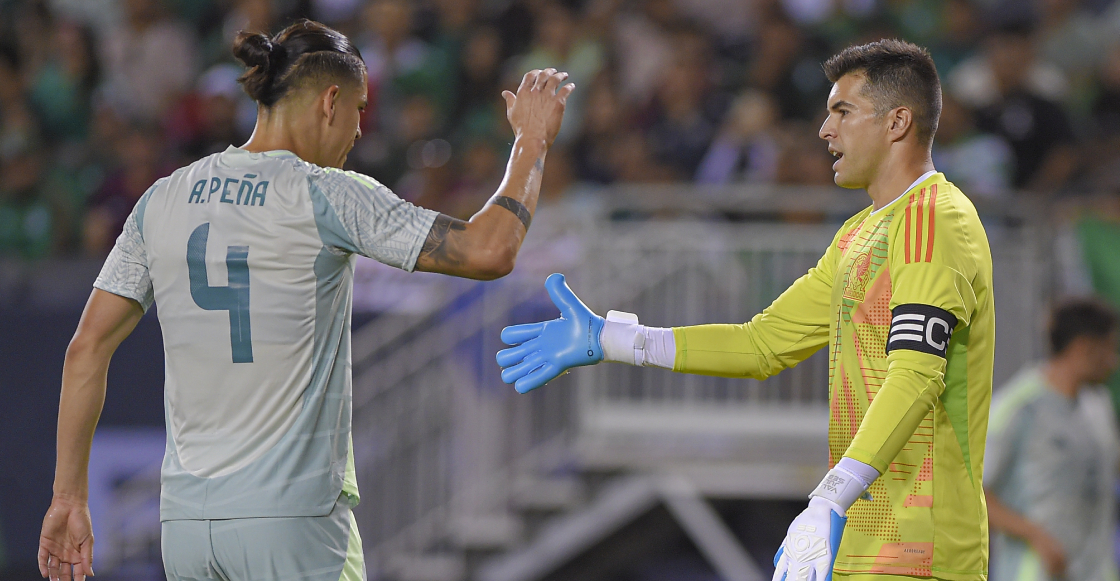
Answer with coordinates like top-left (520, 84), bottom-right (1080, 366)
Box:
top-left (672, 173), bottom-right (994, 580)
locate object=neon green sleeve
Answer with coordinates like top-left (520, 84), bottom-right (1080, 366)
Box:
top-left (671, 243), bottom-right (836, 379)
top-left (843, 350), bottom-right (946, 472)
top-left (843, 188), bottom-right (981, 472)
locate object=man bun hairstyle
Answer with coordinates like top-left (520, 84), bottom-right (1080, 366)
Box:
top-left (822, 39), bottom-right (942, 148)
top-left (1049, 297), bottom-right (1119, 355)
top-left (232, 19), bottom-right (365, 107)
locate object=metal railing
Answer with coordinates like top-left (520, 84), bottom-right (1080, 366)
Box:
top-left (348, 186), bottom-right (1055, 578)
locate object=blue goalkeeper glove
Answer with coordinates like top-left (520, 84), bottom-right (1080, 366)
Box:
top-left (773, 463), bottom-right (872, 581)
top-left (497, 273), bottom-right (604, 393)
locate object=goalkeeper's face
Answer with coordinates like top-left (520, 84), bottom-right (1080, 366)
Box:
top-left (819, 74), bottom-right (890, 190)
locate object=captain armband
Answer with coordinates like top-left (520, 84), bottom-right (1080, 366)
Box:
top-left (886, 304), bottom-right (959, 358)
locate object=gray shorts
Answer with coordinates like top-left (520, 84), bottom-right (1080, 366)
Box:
top-left (161, 496), bottom-right (365, 581)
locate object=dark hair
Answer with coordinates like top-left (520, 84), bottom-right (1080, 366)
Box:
top-left (1049, 298), bottom-right (1119, 355)
top-left (822, 39), bottom-right (942, 148)
top-left (232, 19), bottom-right (365, 107)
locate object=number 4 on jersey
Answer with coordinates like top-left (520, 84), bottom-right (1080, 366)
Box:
top-left (187, 223), bottom-right (254, 363)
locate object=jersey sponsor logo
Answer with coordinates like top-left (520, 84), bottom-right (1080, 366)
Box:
top-left (886, 303), bottom-right (957, 358)
top-left (903, 184), bottom-right (938, 264)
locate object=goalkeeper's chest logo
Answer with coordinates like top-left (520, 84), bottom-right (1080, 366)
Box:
top-left (838, 216), bottom-right (892, 303)
top-left (843, 251), bottom-right (873, 301)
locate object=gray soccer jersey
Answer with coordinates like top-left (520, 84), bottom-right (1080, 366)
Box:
top-left (94, 146), bottom-right (438, 520)
top-left (985, 367), bottom-right (1120, 581)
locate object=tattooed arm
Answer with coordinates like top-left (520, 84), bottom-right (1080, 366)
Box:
top-left (416, 68), bottom-right (573, 280)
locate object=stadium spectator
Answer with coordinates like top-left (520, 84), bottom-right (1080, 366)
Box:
top-left (27, 21), bottom-right (99, 144)
top-left (985, 298), bottom-right (1120, 581)
top-left (99, 0), bottom-right (199, 122)
top-left (645, 41), bottom-right (719, 179)
top-left (0, 148), bottom-right (57, 260)
top-left (931, 93), bottom-right (1014, 198)
top-left (695, 89), bottom-right (781, 184)
top-left (83, 123), bottom-right (172, 255)
top-left (746, 10), bottom-right (832, 122)
top-left (960, 24), bottom-right (1078, 190)
top-left (0, 44), bottom-right (40, 162)
top-left (516, 0), bottom-right (604, 146)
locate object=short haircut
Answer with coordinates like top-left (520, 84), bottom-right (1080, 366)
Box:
top-left (822, 39), bottom-right (942, 148)
top-left (1049, 298), bottom-right (1119, 355)
top-left (232, 19), bottom-right (366, 107)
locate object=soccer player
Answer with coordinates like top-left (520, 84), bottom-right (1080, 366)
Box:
top-left (38, 20), bottom-right (574, 581)
top-left (498, 39), bottom-right (993, 581)
top-left (985, 299), bottom-right (1119, 581)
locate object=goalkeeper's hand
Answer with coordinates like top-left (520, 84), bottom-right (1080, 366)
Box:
top-left (773, 463), bottom-right (872, 581)
top-left (772, 497), bottom-right (846, 581)
top-left (497, 273), bottom-right (604, 393)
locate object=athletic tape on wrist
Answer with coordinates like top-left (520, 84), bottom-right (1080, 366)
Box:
top-left (810, 466), bottom-right (871, 512)
top-left (602, 311), bottom-right (641, 365)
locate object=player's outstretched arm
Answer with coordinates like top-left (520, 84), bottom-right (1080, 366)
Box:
top-left (40, 290), bottom-right (144, 581)
top-left (415, 69), bottom-right (574, 280)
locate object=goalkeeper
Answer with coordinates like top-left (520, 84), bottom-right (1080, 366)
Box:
top-left (498, 39), bottom-right (992, 581)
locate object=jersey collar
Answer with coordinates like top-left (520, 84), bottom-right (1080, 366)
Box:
top-left (223, 145), bottom-right (299, 160)
top-left (869, 170), bottom-right (937, 216)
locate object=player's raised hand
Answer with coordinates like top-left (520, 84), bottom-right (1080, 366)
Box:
top-left (502, 69), bottom-right (575, 148)
top-left (39, 496), bottom-right (94, 581)
top-left (497, 273), bottom-right (604, 393)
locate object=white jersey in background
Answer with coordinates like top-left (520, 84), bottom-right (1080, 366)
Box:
top-left (94, 146), bottom-right (438, 520)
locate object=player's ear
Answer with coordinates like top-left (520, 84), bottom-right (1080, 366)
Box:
top-left (887, 106), bottom-right (913, 143)
top-left (322, 85), bottom-right (341, 124)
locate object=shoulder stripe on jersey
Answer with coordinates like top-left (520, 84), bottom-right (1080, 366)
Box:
top-left (904, 193), bottom-right (913, 263)
top-left (924, 184), bottom-right (938, 263)
top-left (914, 187), bottom-right (926, 263)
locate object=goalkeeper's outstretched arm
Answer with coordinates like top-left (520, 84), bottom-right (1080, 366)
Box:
top-left (497, 247), bottom-right (835, 393)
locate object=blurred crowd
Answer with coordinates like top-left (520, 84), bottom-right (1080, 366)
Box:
top-left (5, 0), bottom-right (1120, 259)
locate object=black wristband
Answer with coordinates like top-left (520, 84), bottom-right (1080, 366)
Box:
top-left (493, 196), bottom-right (532, 230)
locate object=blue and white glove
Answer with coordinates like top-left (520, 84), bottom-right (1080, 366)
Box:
top-left (773, 462), bottom-right (873, 581)
top-left (497, 273), bottom-right (605, 393)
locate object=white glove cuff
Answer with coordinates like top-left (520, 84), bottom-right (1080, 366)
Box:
top-left (809, 466), bottom-right (870, 514)
top-left (601, 311), bottom-right (644, 365)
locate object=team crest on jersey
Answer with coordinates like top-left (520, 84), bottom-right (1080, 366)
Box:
top-left (843, 252), bottom-right (873, 301)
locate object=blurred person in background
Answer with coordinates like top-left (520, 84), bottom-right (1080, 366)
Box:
top-left (172, 63), bottom-right (257, 159)
top-left (450, 26), bottom-right (505, 137)
top-left (99, 0), bottom-right (199, 122)
top-left (38, 18), bottom-right (575, 580)
top-left (746, 9), bottom-right (832, 122)
top-left (948, 23), bottom-right (1076, 191)
top-left (695, 89), bottom-right (782, 184)
top-left (928, 0), bottom-right (985, 74)
top-left (609, 0), bottom-right (678, 108)
top-left (985, 298), bottom-right (1120, 581)
top-left (0, 44), bottom-right (40, 163)
top-left (83, 123), bottom-right (172, 256)
top-left (1084, 41), bottom-right (1120, 189)
top-left (931, 93), bottom-right (1013, 198)
top-left (571, 75), bottom-right (627, 184)
top-left (356, 0), bottom-right (454, 136)
top-left (517, 0), bottom-right (604, 146)
top-left (27, 21), bottom-right (99, 145)
top-left (0, 147), bottom-right (58, 260)
top-left (644, 36), bottom-right (718, 179)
